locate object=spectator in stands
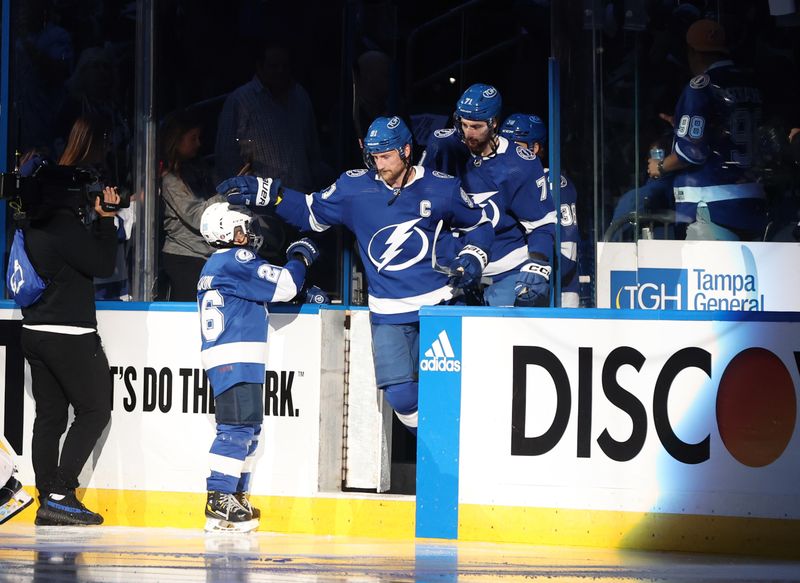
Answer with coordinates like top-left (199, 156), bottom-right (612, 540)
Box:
top-left (159, 110), bottom-right (225, 301)
top-left (57, 46), bottom-right (131, 189)
top-left (647, 19), bottom-right (768, 240)
top-left (214, 39), bottom-right (327, 193)
top-left (59, 113), bottom-right (134, 300)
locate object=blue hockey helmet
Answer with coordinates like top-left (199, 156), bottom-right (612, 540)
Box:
top-left (362, 116), bottom-right (413, 169)
top-left (454, 83), bottom-right (502, 128)
top-left (500, 113), bottom-right (547, 148)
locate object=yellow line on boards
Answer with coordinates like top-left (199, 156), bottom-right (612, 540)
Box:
top-left (458, 504), bottom-right (800, 560)
top-left (13, 488), bottom-right (416, 538)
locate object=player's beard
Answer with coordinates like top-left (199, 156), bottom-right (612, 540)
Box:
top-left (465, 136), bottom-right (490, 155)
top-left (379, 166), bottom-right (403, 187)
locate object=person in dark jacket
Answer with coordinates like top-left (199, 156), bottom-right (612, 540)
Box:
top-left (20, 185), bottom-right (120, 526)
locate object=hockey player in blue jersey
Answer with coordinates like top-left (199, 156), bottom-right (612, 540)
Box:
top-left (218, 115), bottom-right (493, 435)
top-left (197, 202), bottom-right (317, 532)
top-left (428, 83), bottom-right (557, 307)
top-left (647, 19), bottom-right (767, 240)
top-left (501, 113), bottom-right (580, 307)
top-left (420, 125), bottom-right (469, 180)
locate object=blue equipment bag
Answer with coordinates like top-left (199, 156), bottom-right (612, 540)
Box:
top-left (6, 229), bottom-right (47, 307)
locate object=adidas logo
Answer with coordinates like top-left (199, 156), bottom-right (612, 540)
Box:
top-left (420, 330), bottom-right (461, 372)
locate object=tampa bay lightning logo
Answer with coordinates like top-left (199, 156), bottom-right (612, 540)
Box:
top-left (367, 218), bottom-right (430, 272)
top-left (235, 249), bottom-right (255, 263)
top-left (431, 170), bottom-right (453, 179)
top-left (346, 169), bottom-right (368, 178)
top-left (467, 191), bottom-right (500, 228)
top-left (690, 74), bottom-right (710, 89)
top-left (434, 128), bottom-right (455, 138)
top-left (516, 145), bottom-right (536, 161)
top-left (387, 116), bottom-right (401, 129)
top-left (482, 87), bottom-right (497, 98)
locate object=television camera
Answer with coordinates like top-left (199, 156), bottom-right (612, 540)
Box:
top-left (0, 161), bottom-right (129, 222)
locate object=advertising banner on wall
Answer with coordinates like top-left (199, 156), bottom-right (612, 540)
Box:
top-left (455, 311), bottom-right (800, 520)
top-left (0, 304), bottom-right (343, 497)
top-left (597, 241), bottom-right (800, 311)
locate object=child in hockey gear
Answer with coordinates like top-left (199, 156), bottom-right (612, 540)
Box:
top-left (205, 491), bottom-right (258, 533)
top-left (220, 116), bottom-right (493, 435)
top-left (0, 447), bottom-right (33, 524)
top-left (198, 203), bottom-right (315, 532)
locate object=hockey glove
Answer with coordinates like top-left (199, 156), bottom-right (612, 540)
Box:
top-left (217, 176), bottom-right (281, 209)
top-left (447, 253), bottom-right (482, 289)
top-left (304, 285), bottom-right (330, 304)
top-left (514, 261), bottom-right (551, 305)
top-left (286, 237), bottom-right (319, 268)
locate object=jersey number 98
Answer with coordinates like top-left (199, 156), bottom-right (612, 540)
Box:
top-left (677, 115), bottom-right (705, 139)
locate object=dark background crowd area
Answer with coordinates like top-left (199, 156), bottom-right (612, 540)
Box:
top-left (5, 0), bottom-right (800, 299)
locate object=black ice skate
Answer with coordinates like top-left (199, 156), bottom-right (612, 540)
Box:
top-left (204, 491), bottom-right (259, 533)
top-left (35, 492), bottom-right (103, 526)
top-left (235, 492), bottom-right (260, 520)
top-left (0, 476), bottom-right (33, 524)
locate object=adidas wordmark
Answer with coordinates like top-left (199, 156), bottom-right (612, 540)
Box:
top-left (420, 330), bottom-right (461, 372)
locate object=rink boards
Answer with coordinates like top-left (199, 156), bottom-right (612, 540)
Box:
top-left (416, 306), bottom-right (800, 557)
top-left (1, 301), bottom-right (799, 557)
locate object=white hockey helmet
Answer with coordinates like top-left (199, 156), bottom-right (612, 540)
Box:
top-left (200, 202), bottom-right (263, 250)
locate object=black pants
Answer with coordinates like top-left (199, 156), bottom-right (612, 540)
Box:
top-left (162, 252), bottom-right (206, 302)
top-left (20, 328), bottom-right (112, 495)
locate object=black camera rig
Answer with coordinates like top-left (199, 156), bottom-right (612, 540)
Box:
top-left (0, 161), bottom-right (130, 222)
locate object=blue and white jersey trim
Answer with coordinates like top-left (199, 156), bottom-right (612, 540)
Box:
top-left (368, 284), bottom-right (454, 315)
top-left (674, 182), bottom-right (765, 203)
top-left (201, 341), bottom-right (267, 370)
top-left (484, 245), bottom-right (528, 277)
top-left (561, 241), bottom-right (577, 262)
top-left (519, 209), bottom-right (557, 233)
top-left (305, 194), bottom-right (329, 232)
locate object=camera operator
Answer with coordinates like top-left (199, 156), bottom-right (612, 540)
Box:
top-left (20, 185), bottom-right (120, 526)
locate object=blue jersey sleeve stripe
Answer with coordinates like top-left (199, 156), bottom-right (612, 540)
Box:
top-left (202, 341), bottom-right (267, 369)
top-left (520, 209), bottom-right (557, 233)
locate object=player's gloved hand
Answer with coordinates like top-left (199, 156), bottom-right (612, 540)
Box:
top-left (447, 253), bottom-right (482, 289)
top-left (217, 176), bottom-right (281, 209)
top-left (304, 285), bottom-right (330, 304)
top-left (514, 261), bottom-right (551, 305)
top-left (286, 237), bottom-right (319, 268)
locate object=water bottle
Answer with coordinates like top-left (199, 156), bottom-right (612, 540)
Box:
top-left (650, 147), bottom-right (665, 162)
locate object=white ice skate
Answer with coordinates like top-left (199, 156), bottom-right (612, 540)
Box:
top-left (0, 445), bottom-right (33, 524)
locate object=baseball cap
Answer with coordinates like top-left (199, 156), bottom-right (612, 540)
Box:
top-left (686, 19), bottom-right (729, 54)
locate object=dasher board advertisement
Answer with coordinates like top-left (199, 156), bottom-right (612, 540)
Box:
top-left (0, 303), bottom-right (341, 497)
top-left (455, 311), bottom-right (800, 519)
top-left (596, 241), bottom-right (800, 311)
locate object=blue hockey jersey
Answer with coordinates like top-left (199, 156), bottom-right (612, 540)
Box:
top-left (547, 169), bottom-right (580, 306)
top-left (459, 137), bottom-right (557, 279)
top-left (275, 166), bottom-right (493, 324)
top-left (420, 128), bottom-right (470, 180)
top-left (198, 247), bottom-right (306, 396)
top-left (671, 61), bottom-right (766, 233)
